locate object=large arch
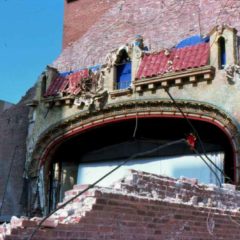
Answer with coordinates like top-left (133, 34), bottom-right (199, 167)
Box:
top-left (29, 99), bottom-right (240, 178)
top-left (27, 99), bottom-right (240, 214)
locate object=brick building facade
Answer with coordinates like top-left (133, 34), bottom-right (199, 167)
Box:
top-left (55, 0), bottom-right (240, 71)
top-left (1, 0), bottom-right (240, 239)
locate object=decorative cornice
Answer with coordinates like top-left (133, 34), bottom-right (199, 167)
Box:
top-left (134, 66), bottom-right (215, 91)
top-left (109, 88), bottom-right (133, 98)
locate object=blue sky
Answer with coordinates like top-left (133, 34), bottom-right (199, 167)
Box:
top-left (0, 0), bottom-right (64, 104)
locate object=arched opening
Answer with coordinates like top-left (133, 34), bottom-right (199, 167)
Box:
top-left (45, 117), bottom-right (235, 211)
top-left (218, 37), bottom-right (226, 69)
top-left (114, 49), bottom-right (132, 90)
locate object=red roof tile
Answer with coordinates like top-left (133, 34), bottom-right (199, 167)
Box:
top-left (136, 43), bottom-right (210, 80)
top-left (44, 69), bottom-right (90, 97)
top-left (45, 76), bottom-right (67, 97)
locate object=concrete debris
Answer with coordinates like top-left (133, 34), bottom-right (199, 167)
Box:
top-left (2, 170), bottom-right (240, 239)
top-left (179, 176), bottom-right (198, 185)
top-left (222, 183), bottom-right (236, 191)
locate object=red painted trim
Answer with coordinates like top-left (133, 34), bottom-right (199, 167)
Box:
top-left (39, 113), bottom-right (237, 182)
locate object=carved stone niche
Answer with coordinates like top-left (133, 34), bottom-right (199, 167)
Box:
top-left (103, 38), bottom-right (145, 96)
top-left (209, 25), bottom-right (238, 70)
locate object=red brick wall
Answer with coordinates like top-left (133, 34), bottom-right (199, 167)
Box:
top-left (55, 0), bottom-right (240, 72)
top-left (3, 170), bottom-right (240, 239)
top-left (63, 0), bottom-right (119, 49)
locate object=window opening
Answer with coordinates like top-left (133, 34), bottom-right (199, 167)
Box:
top-left (115, 50), bottom-right (131, 90)
top-left (218, 37), bottom-right (226, 69)
top-left (49, 161), bottom-right (78, 212)
top-left (237, 36), bottom-right (240, 65)
top-left (49, 162), bottom-right (61, 212)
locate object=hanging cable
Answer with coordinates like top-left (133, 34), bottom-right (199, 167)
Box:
top-left (164, 88), bottom-right (231, 184)
top-left (164, 89), bottom-right (240, 229)
top-left (132, 115), bottom-right (138, 138)
top-left (132, 91), bottom-right (139, 138)
top-left (28, 138), bottom-right (187, 240)
top-left (186, 132), bottom-right (222, 186)
top-left (192, 148), bottom-right (222, 186)
top-left (0, 145), bottom-right (18, 216)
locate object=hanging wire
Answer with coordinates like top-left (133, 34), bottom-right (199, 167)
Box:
top-left (192, 148), bottom-right (222, 186)
top-left (197, 0), bottom-right (202, 36)
top-left (164, 88), bottom-right (232, 185)
top-left (27, 138), bottom-right (187, 240)
top-left (132, 90), bottom-right (139, 138)
top-left (132, 112), bottom-right (138, 138)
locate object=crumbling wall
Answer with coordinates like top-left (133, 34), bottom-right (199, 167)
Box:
top-left (0, 101), bottom-right (13, 113)
top-left (55, 0), bottom-right (240, 71)
top-left (0, 88), bottom-right (35, 218)
top-left (2, 170), bottom-right (240, 239)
